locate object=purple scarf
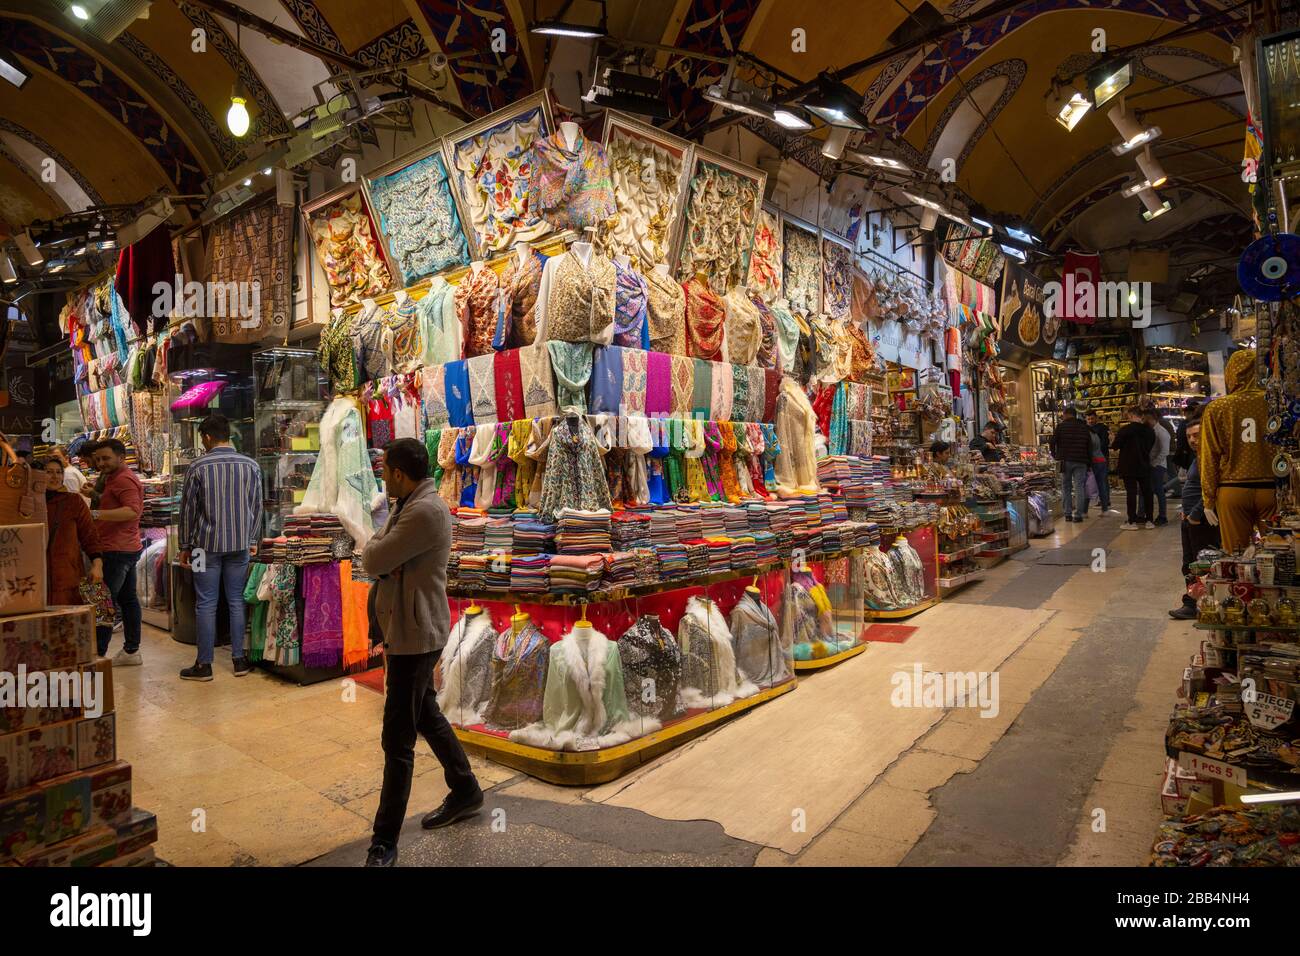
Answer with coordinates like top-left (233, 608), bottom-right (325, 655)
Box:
top-left (613, 262), bottom-right (649, 348)
top-left (301, 562), bottom-right (344, 669)
top-left (646, 350), bottom-right (671, 417)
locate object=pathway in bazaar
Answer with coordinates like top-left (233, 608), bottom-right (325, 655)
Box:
top-left (117, 503), bottom-right (1194, 866)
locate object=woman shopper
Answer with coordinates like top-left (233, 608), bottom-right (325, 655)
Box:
top-left (1112, 406), bottom-right (1156, 530)
top-left (41, 457), bottom-right (103, 605)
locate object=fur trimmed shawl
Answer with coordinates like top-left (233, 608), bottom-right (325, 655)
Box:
top-left (677, 596), bottom-right (758, 710)
top-left (436, 612), bottom-right (495, 726)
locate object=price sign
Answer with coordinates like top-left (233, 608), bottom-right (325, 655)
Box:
top-left (1245, 693), bottom-right (1295, 731)
top-left (1178, 751), bottom-right (1247, 788)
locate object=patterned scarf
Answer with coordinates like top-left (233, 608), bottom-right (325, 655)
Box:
top-left (444, 359), bottom-right (474, 427)
top-left (548, 252), bottom-right (617, 344)
top-left (547, 340), bottom-right (594, 414)
top-left (466, 352), bottom-right (497, 423)
top-left (710, 361), bottom-right (733, 421)
top-left (621, 347), bottom-right (648, 416)
top-left (670, 354), bottom-right (694, 418)
top-left (519, 343), bottom-right (557, 419)
top-left (493, 348), bottom-right (524, 423)
top-left (498, 249), bottom-right (546, 348)
top-left (612, 261), bottom-right (650, 348)
top-left (684, 275), bottom-right (724, 360)
top-left (455, 266), bottom-right (500, 358)
top-left (646, 350), bottom-right (672, 417)
top-left (644, 267), bottom-right (687, 355)
top-left (691, 358), bottom-right (712, 420)
top-left (529, 129), bottom-right (617, 232)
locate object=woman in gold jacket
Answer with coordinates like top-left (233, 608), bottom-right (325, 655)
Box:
top-left (1199, 349), bottom-right (1276, 551)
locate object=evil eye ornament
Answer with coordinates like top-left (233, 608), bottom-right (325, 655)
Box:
top-left (1273, 452), bottom-right (1292, 478)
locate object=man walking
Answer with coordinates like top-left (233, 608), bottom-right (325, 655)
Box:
top-left (364, 438), bottom-right (482, 867)
top-left (1143, 408), bottom-right (1172, 525)
top-left (89, 440), bottom-right (144, 665)
top-left (1085, 411), bottom-right (1112, 512)
top-left (178, 414), bottom-right (262, 681)
top-left (1051, 406), bottom-right (1093, 522)
top-left (1112, 406), bottom-right (1156, 530)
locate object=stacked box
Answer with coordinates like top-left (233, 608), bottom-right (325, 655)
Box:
top-left (0, 586), bottom-right (155, 866)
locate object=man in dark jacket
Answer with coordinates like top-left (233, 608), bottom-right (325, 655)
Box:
top-left (363, 438), bottom-right (482, 867)
top-left (1052, 407), bottom-right (1094, 522)
top-left (970, 422), bottom-right (1006, 461)
top-left (1085, 411), bottom-right (1112, 512)
top-left (1111, 406), bottom-right (1156, 530)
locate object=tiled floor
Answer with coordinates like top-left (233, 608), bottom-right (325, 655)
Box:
top-left (118, 505), bottom-right (1188, 866)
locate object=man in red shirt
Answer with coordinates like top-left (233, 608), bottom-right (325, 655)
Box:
top-left (90, 440), bottom-right (145, 665)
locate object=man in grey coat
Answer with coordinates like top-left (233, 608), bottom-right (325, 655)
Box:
top-left (363, 438), bottom-right (482, 867)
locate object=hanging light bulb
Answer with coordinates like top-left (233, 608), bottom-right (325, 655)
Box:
top-left (227, 91), bottom-right (250, 137)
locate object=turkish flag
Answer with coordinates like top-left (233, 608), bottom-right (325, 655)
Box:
top-left (1061, 251), bottom-right (1101, 325)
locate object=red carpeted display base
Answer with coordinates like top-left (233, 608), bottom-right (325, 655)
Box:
top-left (863, 623), bottom-right (918, 644)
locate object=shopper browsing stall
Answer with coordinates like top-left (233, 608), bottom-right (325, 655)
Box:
top-left (41, 457), bottom-right (103, 605)
top-left (89, 439), bottom-right (144, 664)
top-left (363, 438), bottom-right (482, 868)
top-left (1169, 411), bottom-right (1219, 621)
top-left (1084, 411), bottom-right (1112, 512)
top-left (178, 414), bottom-right (264, 683)
top-left (1112, 407), bottom-right (1155, 531)
top-left (1051, 406), bottom-right (1093, 523)
top-left (1143, 408), bottom-right (1172, 526)
top-left (1199, 348), bottom-right (1276, 552)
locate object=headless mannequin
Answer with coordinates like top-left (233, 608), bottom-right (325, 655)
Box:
top-left (511, 606), bottom-right (530, 636)
top-left (514, 242), bottom-right (531, 269)
top-left (654, 263), bottom-right (671, 278)
top-left (559, 120), bottom-right (580, 151)
top-left (470, 260), bottom-right (485, 275)
top-left (570, 240), bottom-right (593, 269)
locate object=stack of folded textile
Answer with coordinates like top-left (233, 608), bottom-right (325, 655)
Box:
top-left (751, 530), bottom-right (777, 564)
top-left (510, 554), bottom-right (550, 592)
top-left (258, 537), bottom-right (289, 563)
top-left (698, 504), bottom-right (727, 539)
top-left (631, 548), bottom-right (659, 587)
top-left (611, 512), bottom-right (651, 552)
top-left (685, 541), bottom-right (709, 575)
top-left (730, 534), bottom-right (756, 569)
top-left (512, 516), bottom-right (555, 554)
top-left (484, 517), bottom-right (514, 554)
top-left (704, 537), bottom-right (731, 573)
top-left (548, 553), bottom-right (605, 594)
top-left (452, 514), bottom-right (487, 553)
top-left (650, 509), bottom-right (680, 549)
top-left (455, 553), bottom-right (487, 590)
top-left (675, 507), bottom-right (702, 543)
top-left (603, 551), bottom-right (637, 590)
top-left (657, 541), bottom-right (689, 581)
top-left (723, 506), bottom-right (749, 537)
top-left (484, 551), bottom-right (511, 590)
top-left (555, 508), bottom-right (612, 555)
top-left (286, 536), bottom-right (334, 565)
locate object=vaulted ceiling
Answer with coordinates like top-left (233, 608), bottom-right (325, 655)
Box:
top-left (0, 0), bottom-right (1255, 295)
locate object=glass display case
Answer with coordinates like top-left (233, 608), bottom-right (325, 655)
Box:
top-left (167, 366), bottom-right (256, 647)
top-left (252, 348), bottom-right (328, 537)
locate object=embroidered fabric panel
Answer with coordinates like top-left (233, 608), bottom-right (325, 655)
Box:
top-left (451, 108), bottom-right (552, 254)
top-left (782, 222), bottom-right (820, 316)
top-left (603, 128), bottom-right (687, 270)
top-left (822, 238), bottom-right (853, 320)
top-left (367, 152), bottom-right (471, 285)
top-left (747, 207), bottom-right (783, 302)
top-left (677, 160), bottom-right (759, 294)
top-left (206, 194), bottom-right (293, 343)
top-left (307, 193), bottom-right (392, 309)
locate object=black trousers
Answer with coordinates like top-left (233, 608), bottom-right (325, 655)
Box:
top-left (372, 650), bottom-right (479, 849)
top-left (1180, 517), bottom-right (1222, 576)
top-left (1123, 475), bottom-right (1153, 523)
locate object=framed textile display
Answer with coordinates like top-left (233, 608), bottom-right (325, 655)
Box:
top-left (301, 185), bottom-right (394, 310)
top-left (599, 111), bottom-right (694, 272)
top-left (782, 214), bottom-right (821, 316)
top-left (205, 192), bottom-right (294, 344)
top-left (821, 233), bottom-right (854, 320)
top-left (363, 143), bottom-right (472, 287)
top-left (442, 91), bottom-right (555, 260)
top-left (747, 203), bottom-right (783, 303)
top-left (675, 146), bottom-right (765, 294)
top-left (939, 221), bottom-right (1006, 288)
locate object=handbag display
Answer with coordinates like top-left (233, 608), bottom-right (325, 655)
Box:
top-left (0, 439), bottom-right (47, 526)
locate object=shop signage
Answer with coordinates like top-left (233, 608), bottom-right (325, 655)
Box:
top-left (1245, 693), bottom-right (1295, 731)
top-left (1057, 251), bottom-right (1101, 325)
top-left (1177, 751), bottom-right (1247, 788)
top-left (997, 263), bottom-right (1057, 357)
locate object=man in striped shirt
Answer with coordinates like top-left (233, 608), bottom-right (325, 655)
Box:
top-left (178, 414), bottom-right (262, 682)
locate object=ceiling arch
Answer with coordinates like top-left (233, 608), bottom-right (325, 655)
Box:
top-left (922, 59), bottom-right (1026, 172)
top-left (0, 119), bottom-right (103, 207)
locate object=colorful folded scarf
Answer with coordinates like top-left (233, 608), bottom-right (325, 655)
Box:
top-left (493, 348), bottom-right (524, 423)
top-left (646, 350), bottom-right (672, 417)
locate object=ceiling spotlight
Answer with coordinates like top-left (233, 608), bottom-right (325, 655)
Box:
top-left (70, 4), bottom-right (89, 20)
top-left (530, 0), bottom-right (607, 38)
top-left (1088, 58), bottom-right (1133, 108)
top-left (1111, 117), bottom-right (1162, 155)
top-left (799, 73), bottom-right (872, 129)
top-left (1138, 188), bottom-right (1171, 221)
top-left (1046, 83), bottom-right (1091, 131)
top-left (1120, 178), bottom-right (1155, 198)
top-left (772, 108), bottom-right (812, 131)
top-left (0, 252), bottom-right (16, 284)
top-left (13, 231), bottom-right (42, 268)
top-left (704, 82), bottom-right (775, 120)
top-left (999, 244), bottom-right (1027, 262)
top-left (1136, 149), bottom-right (1168, 188)
top-left (849, 151), bottom-right (911, 174)
top-left (585, 66), bottom-right (670, 120)
top-left (227, 91), bottom-right (250, 137)
top-left (919, 207), bottom-right (938, 232)
top-left (822, 127), bottom-right (851, 160)
top-left (262, 167), bottom-right (272, 176)
top-left (242, 178), bottom-right (252, 187)
top-left (0, 43), bottom-right (29, 89)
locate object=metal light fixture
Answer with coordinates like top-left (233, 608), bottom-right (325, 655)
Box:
top-left (1046, 83), bottom-right (1091, 130)
top-left (1120, 178), bottom-right (1155, 198)
top-left (227, 22), bottom-right (251, 137)
top-left (1138, 188), bottom-right (1171, 221)
top-left (703, 82), bottom-right (772, 119)
top-left (0, 43), bottom-right (29, 89)
top-left (1136, 148), bottom-right (1168, 188)
top-left (1088, 58), bottom-right (1133, 108)
top-left (848, 151), bottom-right (911, 174)
top-left (799, 73), bottom-right (871, 129)
top-left (821, 126), bottom-right (850, 160)
top-left (531, 0), bottom-right (607, 38)
top-left (771, 107), bottom-right (812, 131)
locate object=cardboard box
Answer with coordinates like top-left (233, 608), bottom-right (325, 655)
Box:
top-left (79, 659), bottom-right (113, 715)
top-left (0, 606), bottom-right (94, 672)
top-left (0, 787), bottom-right (43, 861)
top-left (15, 825), bottom-right (115, 867)
top-left (25, 721), bottom-right (76, 784)
top-left (40, 772), bottom-right (91, 845)
top-left (0, 525), bottom-right (45, 616)
top-left (100, 845), bottom-right (155, 867)
top-left (0, 730), bottom-right (27, 795)
top-left (76, 713), bottom-right (115, 770)
top-left (88, 761), bottom-right (131, 827)
top-left (113, 808), bottom-right (157, 857)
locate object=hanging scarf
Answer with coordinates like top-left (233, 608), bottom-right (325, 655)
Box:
top-left (646, 350), bottom-right (672, 417)
top-left (466, 352), bottom-right (497, 423)
top-left (508, 419), bottom-right (536, 503)
top-left (547, 340), bottom-right (594, 414)
top-left (519, 343), bottom-right (557, 418)
top-left (498, 249), bottom-right (546, 348)
top-left (590, 345), bottom-right (624, 415)
top-left (762, 367), bottom-right (781, 422)
top-left (710, 361), bottom-right (733, 421)
top-left (718, 423), bottom-right (742, 502)
top-left (644, 267), bottom-right (687, 355)
top-left (684, 275), bottom-right (725, 360)
top-left (730, 363), bottom-right (751, 422)
top-left (723, 287), bottom-right (762, 366)
top-left (422, 363), bottom-right (449, 427)
top-left (690, 358), bottom-right (713, 420)
top-left (301, 563), bottom-right (344, 669)
top-left (546, 251), bottom-right (617, 344)
top-left (528, 129), bottom-right (617, 231)
top-left (419, 277), bottom-right (459, 366)
top-left (770, 301), bottom-right (801, 376)
top-left (670, 353), bottom-right (694, 418)
top-left (612, 261), bottom-right (650, 348)
top-left (455, 265), bottom-right (500, 358)
top-left (444, 359), bottom-right (474, 427)
top-left (621, 347), bottom-right (648, 417)
top-left (493, 348), bottom-right (524, 423)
